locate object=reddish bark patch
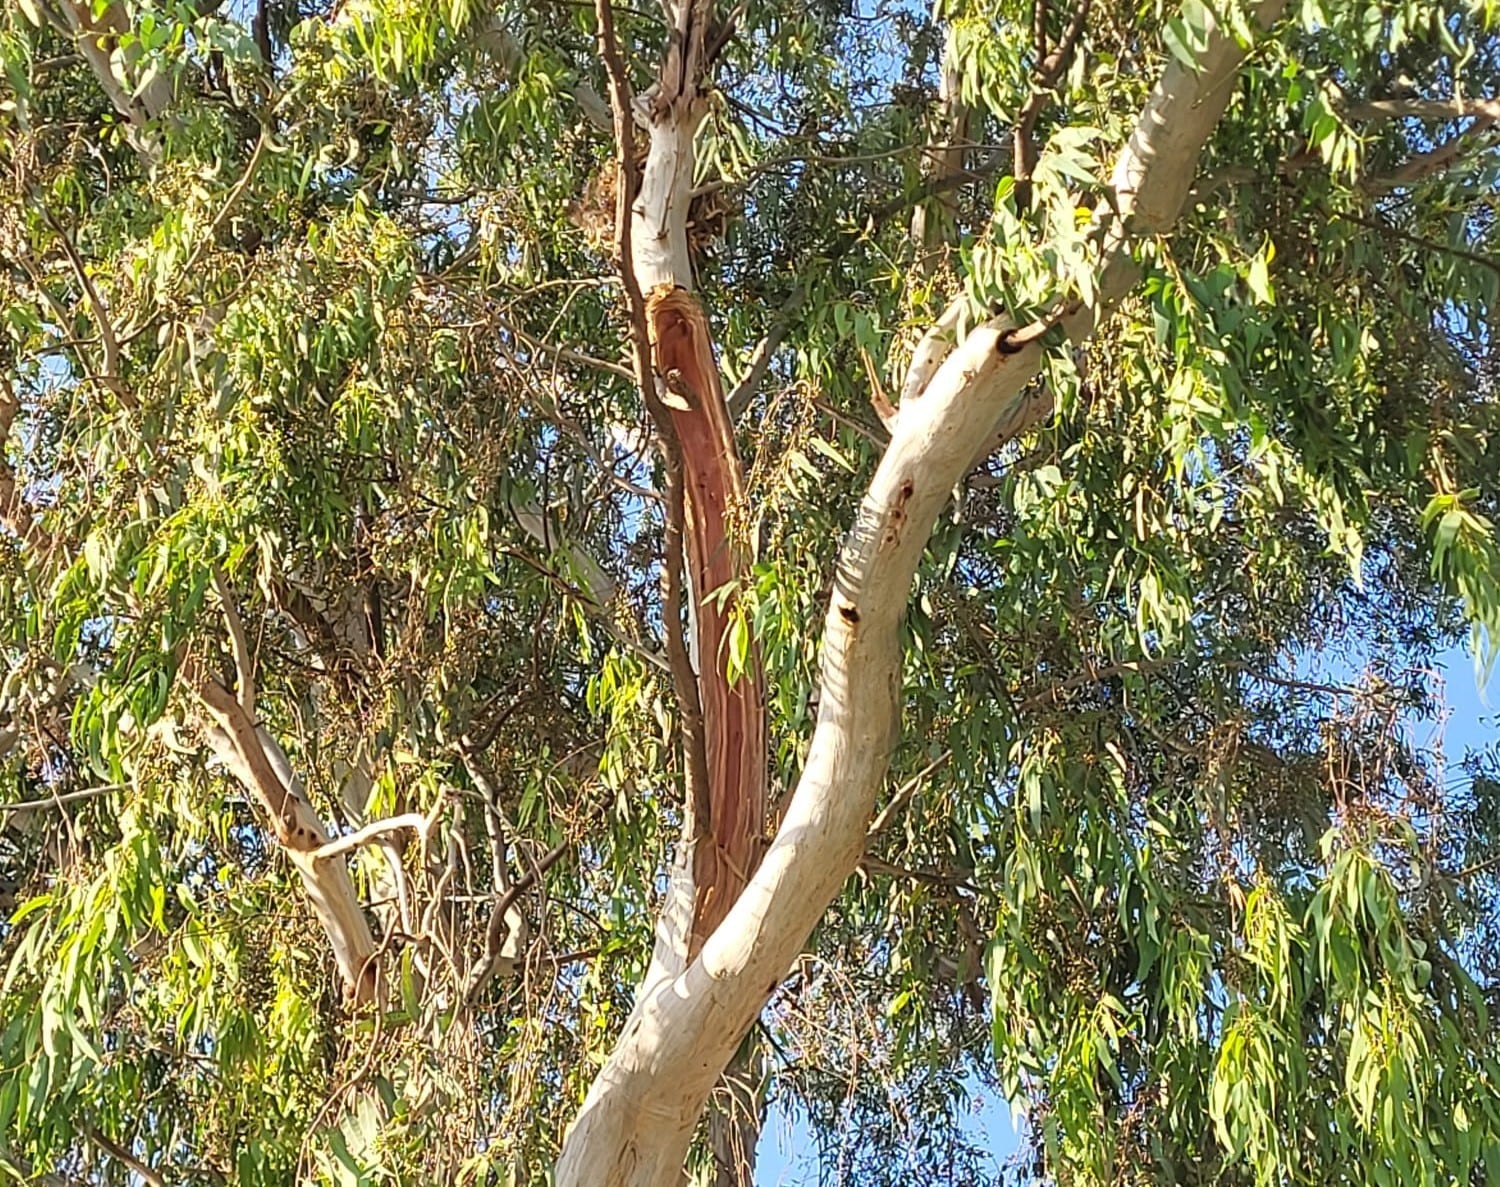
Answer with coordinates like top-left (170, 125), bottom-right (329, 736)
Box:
top-left (646, 285), bottom-right (768, 952)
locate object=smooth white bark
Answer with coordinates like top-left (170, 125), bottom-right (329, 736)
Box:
top-left (632, 109), bottom-right (700, 293)
top-left (200, 693), bottom-right (381, 1002)
top-left (555, 2), bottom-right (1286, 1183)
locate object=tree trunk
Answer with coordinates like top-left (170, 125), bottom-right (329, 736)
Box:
top-left (555, 0), bottom-right (1286, 1182)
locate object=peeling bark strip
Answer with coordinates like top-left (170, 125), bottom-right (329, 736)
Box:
top-left (596, 0), bottom-right (768, 956)
top-left (647, 285), bottom-right (768, 950)
top-left (557, 2), bottom-right (1286, 1182)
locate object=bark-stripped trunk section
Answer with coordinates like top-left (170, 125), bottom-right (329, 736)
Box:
top-left (608, 0), bottom-right (771, 969)
top-left (647, 285), bottom-right (767, 952)
top-left (590, 5), bottom-right (769, 1180)
top-left (556, 3), bottom-right (1287, 1183)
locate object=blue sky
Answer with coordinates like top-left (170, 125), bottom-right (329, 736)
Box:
top-left (754, 642), bottom-right (1499, 1184)
top-left (757, 1085), bottom-right (1020, 1185)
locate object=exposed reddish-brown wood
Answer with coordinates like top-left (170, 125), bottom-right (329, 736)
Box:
top-left (646, 284), bottom-right (767, 951)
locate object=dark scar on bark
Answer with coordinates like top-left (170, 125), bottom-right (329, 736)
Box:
top-left (839, 604), bottom-right (860, 624)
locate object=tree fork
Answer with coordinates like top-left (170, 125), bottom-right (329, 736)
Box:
top-left (556, 0), bottom-right (1287, 1180)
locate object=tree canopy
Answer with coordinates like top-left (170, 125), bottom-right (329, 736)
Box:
top-left (0, 0), bottom-right (1498, 1183)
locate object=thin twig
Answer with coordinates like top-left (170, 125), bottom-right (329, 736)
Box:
top-left (1014, 0), bottom-right (1092, 207)
top-left (0, 783), bottom-right (125, 816)
top-left (1365, 120), bottom-right (1496, 192)
top-left (867, 751), bottom-right (952, 839)
top-left (997, 296), bottom-right (1081, 353)
top-left (594, 0), bottom-right (655, 395)
top-left (38, 207), bottom-right (135, 409)
top-left (497, 544), bottom-right (670, 672)
top-left (1334, 208), bottom-right (1500, 278)
top-left (82, 1125), bottom-right (165, 1187)
top-left (505, 322), bottom-right (637, 381)
top-left (1452, 852), bottom-right (1500, 882)
top-left (0, 385), bottom-right (47, 547)
top-left (725, 286), bottom-right (801, 418)
top-left (462, 840), bottom-right (572, 1007)
top-left (662, 450), bottom-right (711, 833)
top-left (1017, 658), bottom-right (1160, 711)
top-left (1345, 97), bottom-right (1500, 123)
top-left (180, 128), bottom-right (270, 283)
top-left (859, 854), bottom-right (977, 892)
top-left (812, 397), bottom-right (885, 447)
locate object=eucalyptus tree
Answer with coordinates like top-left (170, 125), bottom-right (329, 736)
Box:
top-left (0, 0), bottom-right (1498, 1184)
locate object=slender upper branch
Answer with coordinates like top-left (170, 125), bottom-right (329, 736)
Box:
top-left (594, 0), bottom-right (654, 395)
top-left (462, 840), bottom-right (572, 1007)
top-left (38, 207), bottom-right (136, 409)
top-left (211, 571), bottom-right (256, 714)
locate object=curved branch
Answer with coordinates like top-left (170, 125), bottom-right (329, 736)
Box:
top-left (310, 811), bottom-right (439, 863)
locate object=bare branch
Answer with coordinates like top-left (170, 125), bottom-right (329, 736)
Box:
top-left (1365, 120), bottom-right (1496, 192)
top-left (594, 0), bottom-right (655, 397)
top-left (0, 783), bottom-right (124, 817)
top-left (178, 128), bottom-right (271, 283)
top-left (193, 671), bottom-right (381, 1001)
top-left (997, 295), bottom-right (1079, 353)
top-left (505, 322), bottom-right (637, 381)
top-left (725, 287), bottom-right (802, 419)
top-left (1335, 208), bottom-right (1500, 278)
top-left (908, 28), bottom-right (972, 273)
top-left (703, 0), bottom-right (746, 66)
top-left (859, 854), bottom-right (976, 891)
top-left (860, 346), bottom-right (898, 433)
top-left (1345, 97), bottom-right (1500, 122)
top-left (81, 1125), bottom-right (165, 1187)
top-left (1017, 658), bottom-right (1161, 711)
top-left (310, 810), bottom-right (442, 863)
top-left (1014, 0), bottom-right (1092, 208)
top-left (898, 294), bottom-right (966, 406)
top-left (31, 2), bottom-right (174, 164)
top-left (0, 385), bottom-right (49, 549)
top-left (866, 751), bottom-right (951, 839)
top-left (38, 207), bottom-right (136, 409)
top-left (662, 446), bottom-right (711, 841)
